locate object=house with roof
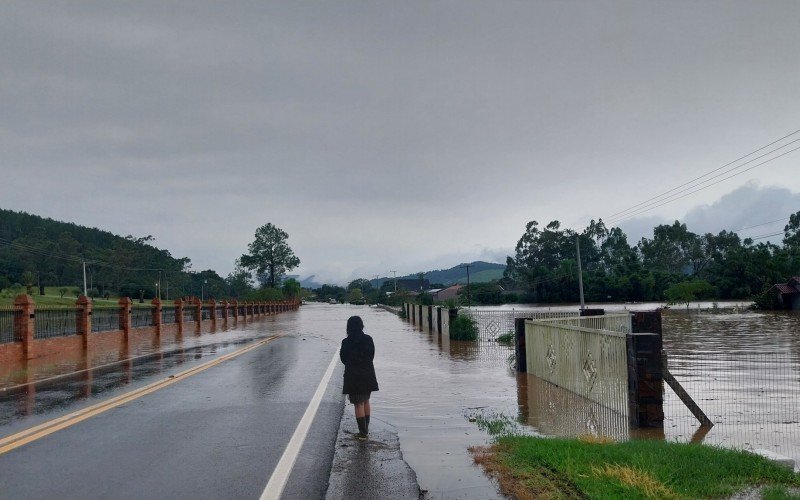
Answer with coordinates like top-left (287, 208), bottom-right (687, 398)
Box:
top-left (769, 276), bottom-right (800, 310)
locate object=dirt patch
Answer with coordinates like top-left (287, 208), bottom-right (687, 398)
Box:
top-left (469, 444), bottom-right (586, 500)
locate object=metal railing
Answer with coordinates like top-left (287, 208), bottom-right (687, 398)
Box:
top-left (0, 307), bottom-right (16, 343)
top-left (34, 308), bottom-right (78, 339)
top-left (92, 307), bottom-right (120, 333)
top-left (183, 307), bottom-right (197, 323)
top-left (526, 317), bottom-right (630, 416)
top-left (131, 307), bottom-right (153, 328)
top-left (162, 308), bottom-right (176, 325)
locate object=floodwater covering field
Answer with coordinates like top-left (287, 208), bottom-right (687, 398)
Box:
top-left (473, 302), bottom-right (800, 470)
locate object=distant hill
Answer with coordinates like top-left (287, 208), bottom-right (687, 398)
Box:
top-left (0, 208), bottom-right (230, 299)
top-left (388, 261), bottom-right (506, 286)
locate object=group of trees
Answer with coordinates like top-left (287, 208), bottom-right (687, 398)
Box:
top-left (0, 211), bottom-right (304, 302)
top-left (501, 211), bottom-right (800, 305)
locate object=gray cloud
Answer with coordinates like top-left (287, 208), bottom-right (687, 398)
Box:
top-left (2, 1), bottom-right (800, 284)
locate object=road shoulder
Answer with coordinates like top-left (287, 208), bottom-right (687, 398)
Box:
top-left (326, 408), bottom-right (423, 499)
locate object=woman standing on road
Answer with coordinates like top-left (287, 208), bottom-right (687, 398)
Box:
top-left (340, 315), bottom-right (379, 439)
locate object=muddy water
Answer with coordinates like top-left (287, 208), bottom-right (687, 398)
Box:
top-left (504, 304), bottom-right (800, 467)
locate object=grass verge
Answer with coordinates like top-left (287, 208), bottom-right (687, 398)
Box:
top-left (471, 435), bottom-right (800, 499)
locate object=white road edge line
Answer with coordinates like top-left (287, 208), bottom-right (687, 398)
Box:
top-left (260, 349), bottom-right (340, 500)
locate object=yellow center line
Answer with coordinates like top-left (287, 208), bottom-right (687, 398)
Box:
top-left (0, 334), bottom-right (283, 456)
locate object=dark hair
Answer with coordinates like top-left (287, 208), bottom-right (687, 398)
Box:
top-left (346, 316), bottom-right (364, 337)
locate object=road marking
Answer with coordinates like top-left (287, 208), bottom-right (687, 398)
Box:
top-left (0, 335), bottom-right (282, 456)
top-left (260, 349), bottom-right (340, 500)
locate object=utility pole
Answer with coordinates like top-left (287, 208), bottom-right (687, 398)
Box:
top-left (460, 263), bottom-right (472, 308)
top-left (82, 261), bottom-right (87, 297)
top-left (390, 270), bottom-right (397, 293)
top-left (576, 236), bottom-right (585, 310)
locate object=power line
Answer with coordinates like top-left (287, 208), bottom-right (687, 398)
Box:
top-left (730, 217), bottom-right (789, 234)
top-left (604, 144), bottom-right (800, 226)
top-left (605, 129), bottom-right (800, 222)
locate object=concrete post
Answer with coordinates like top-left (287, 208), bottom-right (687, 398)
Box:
top-left (436, 307), bottom-right (442, 334)
top-left (222, 300), bottom-right (229, 324)
top-left (14, 294), bottom-right (35, 360)
top-left (76, 295), bottom-right (92, 349)
top-left (151, 297), bottom-right (162, 336)
top-left (119, 297), bottom-right (132, 338)
top-left (231, 300), bottom-right (238, 322)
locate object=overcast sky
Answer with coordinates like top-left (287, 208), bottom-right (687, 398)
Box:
top-left (1, 1), bottom-right (799, 284)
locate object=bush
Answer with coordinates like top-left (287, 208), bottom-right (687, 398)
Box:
top-left (450, 315), bottom-right (479, 341)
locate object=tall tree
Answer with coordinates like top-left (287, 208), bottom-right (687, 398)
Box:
top-left (239, 223), bottom-right (300, 288)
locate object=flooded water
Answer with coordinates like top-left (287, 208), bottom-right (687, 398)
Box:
top-left (476, 303), bottom-right (800, 469)
top-left (2, 302), bottom-right (797, 498)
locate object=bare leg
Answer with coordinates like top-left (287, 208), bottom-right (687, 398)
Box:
top-left (364, 400), bottom-right (371, 417)
top-left (354, 402), bottom-right (366, 418)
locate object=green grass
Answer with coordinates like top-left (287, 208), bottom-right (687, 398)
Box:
top-left (496, 332), bottom-right (514, 345)
top-left (486, 436), bottom-right (800, 499)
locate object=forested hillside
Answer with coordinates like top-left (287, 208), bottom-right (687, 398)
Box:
top-left (0, 209), bottom-right (232, 300)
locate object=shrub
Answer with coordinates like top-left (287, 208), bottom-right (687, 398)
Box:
top-left (450, 315), bottom-right (479, 341)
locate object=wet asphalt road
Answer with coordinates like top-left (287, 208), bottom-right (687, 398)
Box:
top-left (0, 311), bottom-right (347, 499)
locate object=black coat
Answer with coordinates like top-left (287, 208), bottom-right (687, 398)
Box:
top-left (340, 332), bottom-right (379, 395)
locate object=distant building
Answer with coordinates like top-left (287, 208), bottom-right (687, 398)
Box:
top-left (395, 278), bottom-right (429, 292)
top-left (432, 285), bottom-right (463, 302)
top-left (769, 277), bottom-right (800, 310)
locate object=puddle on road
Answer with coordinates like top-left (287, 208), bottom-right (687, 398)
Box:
top-left (0, 318), bottom-right (296, 427)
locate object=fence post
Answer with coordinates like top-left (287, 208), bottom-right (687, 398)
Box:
top-left (76, 295), bottom-right (92, 349)
top-left (119, 297), bottom-right (132, 339)
top-left (515, 318), bottom-right (527, 373)
top-left (151, 297), bottom-right (162, 336)
top-left (14, 294), bottom-right (35, 360)
top-left (436, 307), bottom-right (442, 334)
top-left (231, 300), bottom-right (238, 322)
top-left (222, 300), bottom-right (229, 324)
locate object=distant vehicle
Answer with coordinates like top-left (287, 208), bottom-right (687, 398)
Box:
top-left (329, 298), bottom-right (337, 304)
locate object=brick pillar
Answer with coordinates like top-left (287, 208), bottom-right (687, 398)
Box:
top-left (515, 318), bottom-right (527, 373)
top-left (14, 294), bottom-right (35, 360)
top-left (626, 332), bottom-right (664, 428)
top-left (193, 297), bottom-right (202, 323)
top-left (222, 300), bottom-right (229, 324)
top-left (231, 300), bottom-right (238, 322)
top-left (76, 295), bottom-right (92, 349)
top-left (151, 297), bottom-right (162, 336)
top-left (175, 298), bottom-right (184, 330)
top-left (119, 297), bottom-right (132, 338)
top-left (209, 299), bottom-right (217, 325)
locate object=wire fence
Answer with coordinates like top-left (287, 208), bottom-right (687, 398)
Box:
top-left (34, 308), bottom-right (77, 339)
top-left (91, 307), bottom-right (120, 333)
top-left (0, 307), bottom-right (16, 343)
top-left (662, 349), bottom-right (800, 463)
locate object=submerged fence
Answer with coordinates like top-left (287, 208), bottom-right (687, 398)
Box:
top-left (525, 315), bottom-right (634, 417)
